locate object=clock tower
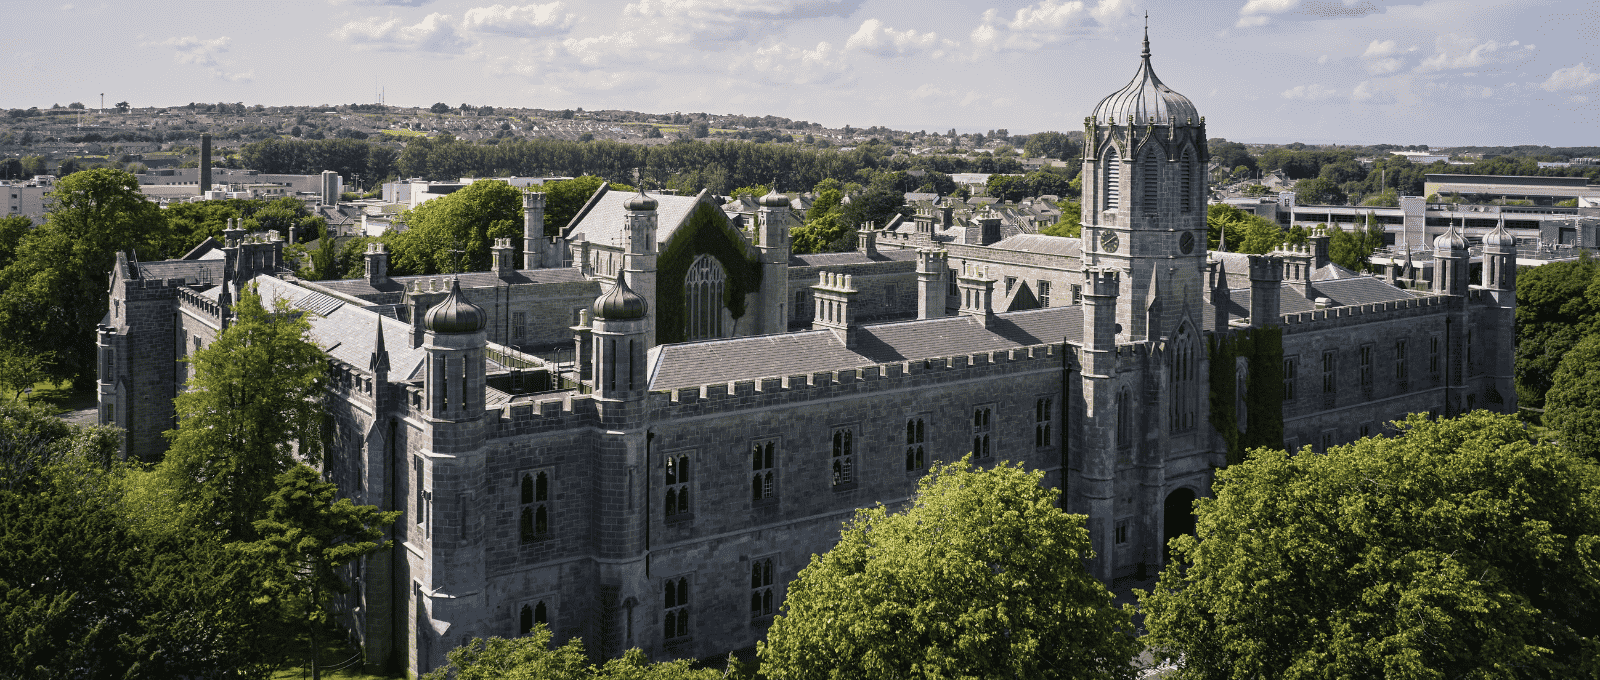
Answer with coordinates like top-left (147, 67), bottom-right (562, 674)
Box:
top-left (1080, 26), bottom-right (1209, 342)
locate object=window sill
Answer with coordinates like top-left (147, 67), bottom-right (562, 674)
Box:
top-left (751, 496), bottom-right (779, 508)
top-left (665, 512), bottom-right (695, 525)
top-left (830, 482), bottom-right (858, 492)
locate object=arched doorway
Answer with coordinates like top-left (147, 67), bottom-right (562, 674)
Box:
top-left (1163, 488), bottom-right (1197, 563)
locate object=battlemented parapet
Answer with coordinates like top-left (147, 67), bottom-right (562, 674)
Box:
top-left (1278, 294), bottom-right (1449, 335)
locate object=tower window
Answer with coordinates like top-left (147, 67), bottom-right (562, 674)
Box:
top-left (1429, 335), bottom-right (1440, 376)
top-left (1035, 398), bottom-right (1053, 448)
top-left (831, 428), bottom-right (855, 487)
top-left (511, 311), bottom-right (527, 340)
top-left (1170, 327), bottom-right (1198, 432)
top-left (664, 578), bottom-right (689, 641)
top-left (971, 406), bottom-right (993, 458)
top-left (665, 455), bottom-right (691, 518)
top-left (751, 558), bottom-right (775, 619)
top-left (1142, 148), bottom-right (1159, 212)
top-left (1395, 339), bottom-right (1408, 384)
top-left (752, 440), bottom-right (777, 501)
top-left (1283, 357), bottom-right (1298, 402)
top-left (1180, 150), bottom-right (1193, 212)
top-left (518, 601), bottom-right (548, 636)
top-left (1117, 390), bottom-right (1132, 450)
top-left (1037, 281), bottom-right (1051, 307)
top-left (1104, 148), bottom-right (1120, 210)
top-left (1359, 344), bottom-right (1374, 394)
top-left (685, 254), bottom-right (726, 341)
top-left (905, 417), bottom-right (926, 472)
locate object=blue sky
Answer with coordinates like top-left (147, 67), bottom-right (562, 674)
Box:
top-left (3, 0), bottom-right (1597, 146)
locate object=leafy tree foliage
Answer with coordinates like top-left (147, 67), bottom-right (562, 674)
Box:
top-left (157, 287), bottom-right (326, 540)
top-left (1291, 176), bottom-right (1346, 205)
top-left (386, 179), bottom-right (524, 275)
top-left (759, 457), bottom-right (1139, 680)
top-left (243, 464), bottom-right (397, 680)
top-left (1208, 139), bottom-right (1256, 178)
top-left (1326, 215), bottom-right (1387, 272)
top-left (1206, 204), bottom-right (1284, 253)
top-left (1141, 412), bottom-right (1600, 679)
top-left (0, 215), bottom-right (32, 271)
top-left (237, 138), bottom-right (398, 183)
top-left (1545, 334), bottom-right (1600, 461)
top-left (985, 168), bottom-right (1077, 202)
top-left (422, 626), bottom-right (724, 680)
top-left (1513, 254), bottom-right (1599, 407)
top-left (1022, 131), bottom-right (1078, 159)
top-left (0, 168), bottom-right (174, 385)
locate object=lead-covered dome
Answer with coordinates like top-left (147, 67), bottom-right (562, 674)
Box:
top-left (1434, 224), bottom-right (1468, 251)
top-left (760, 188), bottom-right (789, 208)
top-left (425, 278), bottom-right (487, 333)
top-left (625, 190), bottom-right (658, 212)
top-left (1090, 31), bottom-right (1199, 125)
top-left (593, 271), bottom-right (647, 321)
top-left (1483, 218), bottom-right (1516, 249)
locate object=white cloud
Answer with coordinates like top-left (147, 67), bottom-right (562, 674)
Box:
top-left (1317, 54), bottom-right (1328, 64)
top-left (331, 0), bottom-right (434, 6)
top-left (735, 40), bottom-right (849, 85)
top-left (1281, 83), bottom-right (1340, 100)
top-left (1416, 35), bottom-right (1529, 72)
top-left (146, 36), bottom-right (254, 82)
top-left (332, 13), bottom-right (473, 52)
top-left (1236, 0), bottom-right (1298, 28)
top-left (1540, 63), bottom-right (1600, 92)
top-left (1360, 39), bottom-right (1400, 58)
top-left (623, 0), bottom-right (863, 46)
top-left (970, 0), bottom-right (1133, 52)
top-left (845, 19), bottom-right (956, 59)
top-left (462, 3), bottom-right (577, 37)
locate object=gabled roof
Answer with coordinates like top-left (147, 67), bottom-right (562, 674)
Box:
top-left (989, 233), bottom-right (1081, 258)
top-left (250, 275), bottom-right (428, 380)
top-left (648, 306), bottom-right (1083, 391)
top-left (562, 184), bottom-right (717, 249)
top-left (789, 249), bottom-right (918, 267)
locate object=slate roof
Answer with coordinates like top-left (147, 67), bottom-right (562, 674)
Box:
top-left (314, 268), bottom-right (590, 298)
top-left (250, 275), bottom-right (428, 380)
top-left (138, 259), bottom-right (225, 285)
top-left (788, 250), bottom-right (919, 267)
top-left (563, 185), bottom-right (713, 248)
top-left (1226, 276), bottom-right (1418, 319)
top-left (989, 234), bottom-right (1082, 258)
top-left (649, 306), bottom-right (1083, 391)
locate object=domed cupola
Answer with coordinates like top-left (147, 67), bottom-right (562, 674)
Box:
top-left (625, 189), bottom-right (658, 212)
top-left (1483, 217), bottom-right (1516, 249)
top-left (425, 278), bottom-right (487, 333)
top-left (1433, 223), bottom-right (1468, 251)
top-left (1090, 27), bottom-right (1199, 125)
top-left (593, 271), bottom-right (648, 321)
top-left (760, 187), bottom-right (790, 208)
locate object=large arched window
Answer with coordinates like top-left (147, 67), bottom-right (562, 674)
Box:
top-left (685, 254), bottom-right (726, 341)
top-left (1170, 326), bottom-right (1198, 432)
top-left (1142, 147), bottom-right (1160, 212)
top-left (1116, 390), bottom-right (1132, 450)
top-left (1103, 147), bottom-right (1120, 210)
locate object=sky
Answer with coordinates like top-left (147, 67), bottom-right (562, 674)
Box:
top-left (2, 0), bottom-right (1597, 146)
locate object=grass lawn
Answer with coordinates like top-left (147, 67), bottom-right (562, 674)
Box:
top-left (269, 631), bottom-right (404, 680)
top-left (380, 129), bottom-right (427, 138)
top-left (9, 378), bottom-right (95, 416)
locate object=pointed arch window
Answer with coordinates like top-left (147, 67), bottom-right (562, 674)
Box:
top-left (1180, 149), bottom-right (1194, 213)
top-left (685, 254), bottom-right (726, 341)
top-left (1142, 147), bottom-right (1160, 212)
top-left (519, 471), bottom-right (551, 544)
top-left (665, 455), bottom-right (691, 518)
top-left (1170, 326), bottom-right (1198, 432)
top-left (664, 577), bottom-right (690, 640)
top-left (905, 418), bottom-right (926, 472)
top-left (1116, 390), bottom-right (1133, 450)
top-left (1103, 147), bottom-right (1120, 210)
top-left (518, 601), bottom-right (548, 636)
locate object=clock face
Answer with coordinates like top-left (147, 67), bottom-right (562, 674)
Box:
top-left (1100, 230), bottom-right (1120, 253)
top-left (1179, 231), bottom-right (1195, 254)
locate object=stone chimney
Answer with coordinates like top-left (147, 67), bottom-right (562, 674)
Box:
top-left (1308, 225), bottom-right (1331, 269)
top-left (956, 262), bottom-right (997, 328)
top-left (811, 271), bottom-right (859, 347)
top-left (365, 242), bottom-right (390, 285)
top-left (916, 248), bottom-right (948, 320)
top-left (199, 133), bottom-right (212, 193)
top-left (857, 224), bottom-right (878, 257)
top-left (523, 190), bottom-right (547, 269)
top-left (491, 238), bottom-right (515, 278)
top-left (1280, 243), bottom-right (1315, 299)
top-left (1246, 254), bottom-right (1283, 328)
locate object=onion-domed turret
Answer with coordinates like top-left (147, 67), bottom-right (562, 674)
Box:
top-left (625, 190), bottom-right (658, 212)
top-left (593, 271), bottom-right (647, 321)
top-left (1433, 224), bottom-right (1468, 251)
top-left (760, 188), bottom-right (789, 208)
top-left (425, 278), bottom-right (487, 333)
top-left (1483, 216), bottom-right (1516, 249)
top-left (1090, 26), bottom-right (1199, 125)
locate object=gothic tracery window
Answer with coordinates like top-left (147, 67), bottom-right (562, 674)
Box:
top-left (685, 254), bottom-right (726, 341)
top-left (1103, 147), bottom-right (1120, 210)
top-left (1170, 326), bottom-right (1198, 432)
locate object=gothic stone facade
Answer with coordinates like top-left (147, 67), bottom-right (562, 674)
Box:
top-left (98, 40), bottom-right (1517, 677)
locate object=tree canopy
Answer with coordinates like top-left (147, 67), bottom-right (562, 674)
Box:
top-left (1206, 204), bottom-right (1284, 254)
top-left (759, 457), bottom-right (1139, 680)
top-left (422, 626), bottom-right (726, 680)
top-left (1141, 411), bottom-right (1600, 679)
top-left (1513, 254), bottom-right (1599, 407)
top-left (1326, 215), bottom-right (1388, 273)
top-left (1545, 334), bottom-right (1600, 462)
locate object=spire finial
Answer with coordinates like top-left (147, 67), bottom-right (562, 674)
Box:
top-left (1142, 11), bottom-right (1150, 60)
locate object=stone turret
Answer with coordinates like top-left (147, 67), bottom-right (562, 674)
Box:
top-left (755, 188), bottom-right (793, 335)
top-left (1208, 259), bottom-right (1230, 330)
top-left (1432, 222), bottom-right (1469, 296)
top-left (422, 278), bottom-right (488, 422)
top-left (365, 242), bottom-right (390, 285)
top-left (1481, 214), bottom-right (1516, 291)
top-left (591, 272), bottom-right (649, 401)
top-left (622, 190), bottom-right (659, 346)
top-left (523, 190), bottom-right (547, 269)
top-left (956, 262), bottom-right (996, 328)
top-left (1246, 253), bottom-right (1282, 327)
top-left (491, 238), bottom-right (515, 278)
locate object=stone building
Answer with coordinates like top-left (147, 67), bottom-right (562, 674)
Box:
top-left (98, 33), bottom-right (1516, 677)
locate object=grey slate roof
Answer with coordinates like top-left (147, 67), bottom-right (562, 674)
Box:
top-left (989, 233), bottom-right (1082, 258)
top-left (563, 185), bottom-right (713, 248)
top-left (789, 250), bottom-right (919, 267)
top-left (315, 268), bottom-right (590, 298)
top-left (649, 306), bottom-right (1083, 391)
top-left (1227, 276), bottom-right (1417, 318)
top-left (251, 275), bottom-right (428, 380)
top-left (138, 259), bottom-right (225, 284)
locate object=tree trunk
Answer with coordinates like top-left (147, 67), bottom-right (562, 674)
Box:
top-left (311, 581), bottom-right (320, 680)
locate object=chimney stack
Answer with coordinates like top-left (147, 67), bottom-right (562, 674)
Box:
top-left (810, 271), bottom-right (859, 347)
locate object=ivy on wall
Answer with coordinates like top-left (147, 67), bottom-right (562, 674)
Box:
top-left (1208, 326), bottom-right (1286, 465)
top-left (656, 202), bottom-right (765, 345)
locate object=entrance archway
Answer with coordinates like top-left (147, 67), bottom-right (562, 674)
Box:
top-left (1163, 488), bottom-right (1197, 563)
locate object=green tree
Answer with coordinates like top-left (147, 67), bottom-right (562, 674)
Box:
top-left (422, 627), bottom-right (723, 680)
top-left (0, 342), bottom-right (50, 400)
top-left (0, 168), bottom-right (172, 385)
top-left (157, 286), bottom-right (326, 540)
top-left (388, 179), bottom-right (523, 275)
top-left (1141, 411), bottom-right (1600, 679)
top-left (244, 464), bottom-right (398, 680)
top-left (759, 457), bottom-right (1139, 680)
top-left (430, 102), bottom-right (451, 114)
top-left (1206, 204), bottom-right (1283, 253)
top-left (1515, 254), bottom-right (1599, 407)
top-left (1042, 198), bottom-right (1083, 238)
top-left (1326, 215), bottom-right (1387, 272)
top-left (1545, 334), bottom-right (1600, 461)
top-left (1292, 176), bottom-right (1346, 205)
top-left (541, 176), bottom-right (635, 238)
top-left (1022, 131), bottom-right (1077, 159)
top-left (0, 215), bottom-right (33, 271)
